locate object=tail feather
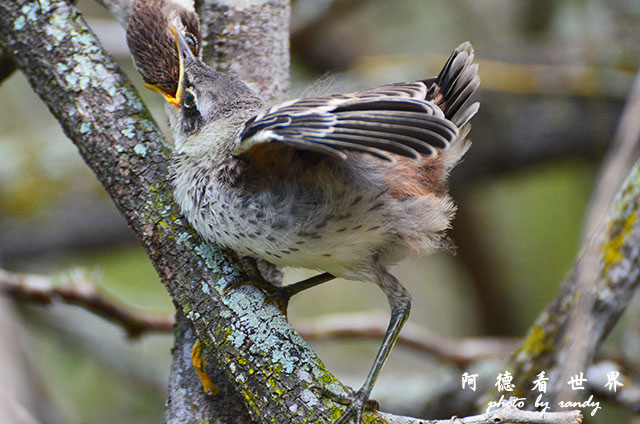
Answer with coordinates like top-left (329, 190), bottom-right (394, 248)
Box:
top-left (432, 43), bottom-right (480, 171)
top-left (453, 101), bottom-right (479, 128)
top-left (431, 42), bottom-right (481, 122)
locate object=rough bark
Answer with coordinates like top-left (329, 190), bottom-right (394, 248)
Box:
top-left (195, 0), bottom-right (290, 104)
top-left (0, 48), bottom-right (16, 84)
top-left (165, 312), bottom-right (253, 424)
top-left (584, 70), bottom-right (640, 237)
top-left (0, 1), bottom-right (355, 422)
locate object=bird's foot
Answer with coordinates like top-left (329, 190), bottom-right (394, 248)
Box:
top-left (222, 275), bottom-right (291, 314)
top-left (191, 340), bottom-right (219, 396)
top-left (312, 386), bottom-right (379, 423)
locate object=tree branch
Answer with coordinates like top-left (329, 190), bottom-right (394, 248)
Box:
top-left (0, 1), bottom-right (350, 422)
top-left (93, 0), bottom-right (133, 27)
top-left (0, 268), bottom-right (172, 338)
top-left (377, 405), bottom-right (581, 424)
top-left (0, 269), bottom-right (520, 367)
top-left (507, 80), bottom-right (640, 406)
top-left (294, 312), bottom-right (519, 368)
top-left (584, 69), bottom-right (640, 237)
top-left (165, 312), bottom-right (254, 424)
top-left (196, 0), bottom-right (290, 104)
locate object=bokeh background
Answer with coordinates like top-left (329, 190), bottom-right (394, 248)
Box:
top-left (1, 0), bottom-right (640, 422)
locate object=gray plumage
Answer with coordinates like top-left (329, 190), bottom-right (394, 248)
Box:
top-left (171, 42), bottom-right (479, 284)
top-left (139, 24), bottom-right (480, 423)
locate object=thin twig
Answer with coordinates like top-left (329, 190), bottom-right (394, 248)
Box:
top-left (0, 272), bottom-right (520, 366)
top-left (0, 268), bottom-right (616, 419)
top-left (0, 268), bottom-right (173, 338)
top-left (294, 312), bottom-right (519, 368)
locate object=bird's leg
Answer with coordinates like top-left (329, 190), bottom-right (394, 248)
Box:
top-left (223, 270), bottom-right (335, 313)
top-left (281, 272), bottom-right (335, 298)
top-left (316, 265), bottom-right (411, 424)
top-left (259, 272), bottom-right (335, 312)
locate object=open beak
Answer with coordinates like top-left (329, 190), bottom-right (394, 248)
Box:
top-left (144, 26), bottom-right (194, 107)
top-left (144, 83), bottom-right (178, 105)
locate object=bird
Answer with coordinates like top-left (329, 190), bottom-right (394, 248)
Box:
top-left (128, 8), bottom-right (480, 423)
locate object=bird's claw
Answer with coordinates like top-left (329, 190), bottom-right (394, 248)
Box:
top-left (311, 386), bottom-right (378, 423)
top-left (222, 275), bottom-right (291, 314)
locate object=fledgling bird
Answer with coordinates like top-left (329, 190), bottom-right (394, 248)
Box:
top-left (128, 7), bottom-right (480, 423)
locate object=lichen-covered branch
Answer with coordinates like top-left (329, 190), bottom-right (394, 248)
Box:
top-left (0, 1), bottom-right (352, 422)
top-left (165, 312), bottom-right (255, 424)
top-left (584, 69), bottom-right (640, 237)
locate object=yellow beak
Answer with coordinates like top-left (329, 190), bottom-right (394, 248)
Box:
top-left (143, 26), bottom-right (188, 107)
top-left (144, 83), bottom-right (179, 105)
top-left (168, 26), bottom-right (188, 107)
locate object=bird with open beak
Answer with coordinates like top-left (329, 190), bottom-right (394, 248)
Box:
top-left (128, 5), bottom-right (480, 423)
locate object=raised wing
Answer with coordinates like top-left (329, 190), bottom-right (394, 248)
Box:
top-left (232, 42), bottom-right (479, 163)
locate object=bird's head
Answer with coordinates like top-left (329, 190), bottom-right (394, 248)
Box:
top-left (163, 28), bottom-right (264, 155)
top-left (127, 0), bottom-right (264, 156)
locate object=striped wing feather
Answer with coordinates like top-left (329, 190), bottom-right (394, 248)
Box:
top-left (232, 42), bottom-right (479, 163)
top-left (233, 94), bottom-right (457, 162)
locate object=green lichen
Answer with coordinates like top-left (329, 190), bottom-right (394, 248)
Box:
top-left (20, 4), bottom-right (37, 22)
top-left (602, 210), bottom-right (637, 272)
top-left (121, 127), bottom-right (135, 139)
top-left (14, 16), bottom-right (26, 30)
top-left (317, 373), bottom-right (334, 387)
top-left (520, 325), bottom-right (550, 357)
top-left (80, 122), bottom-right (92, 135)
top-left (133, 143), bottom-right (147, 156)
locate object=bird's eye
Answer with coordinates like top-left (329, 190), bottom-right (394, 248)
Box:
top-left (184, 88), bottom-right (196, 109)
top-left (185, 33), bottom-right (198, 54)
